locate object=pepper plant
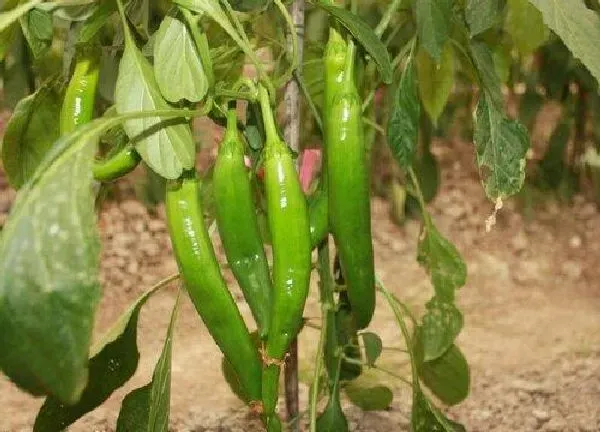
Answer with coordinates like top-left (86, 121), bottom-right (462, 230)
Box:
top-left (0, 0), bottom-right (599, 431)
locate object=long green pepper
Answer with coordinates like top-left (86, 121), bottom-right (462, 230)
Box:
top-left (326, 39), bottom-right (375, 330)
top-left (214, 108), bottom-right (273, 339)
top-left (166, 171), bottom-right (263, 406)
top-left (258, 85), bottom-right (311, 431)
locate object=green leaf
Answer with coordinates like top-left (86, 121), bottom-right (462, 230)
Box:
top-left (19, 7), bottom-right (52, 58)
top-left (419, 344), bottom-right (470, 406)
top-left (361, 332), bottom-right (383, 367)
top-left (411, 390), bottom-right (466, 432)
top-left (345, 384), bottom-right (393, 411)
top-left (316, 388), bottom-right (349, 432)
top-left (116, 294), bottom-right (180, 432)
top-left (387, 59), bottom-right (420, 169)
top-left (115, 28), bottom-right (196, 179)
top-left (469, 40), bottom-right (503, 111)
top-left (173, 0), bottom-right (249, 57)
top-left (1, 81), bottom-right (63, 189)
top-left (473, 94), bottom-right (530, 200)
top-left (465, 0), bottom-right (504, 37)
top-left (505, 0), bottom-right (548, 54)
top-left (529, 0), bottom-right (600, 87)
top-left (77, 0), bottom-right (117, 45)
top-left (413, 150), bottom-right (440, 203)
top-left (230, 0), bottom-right (270, 12)
top-left (417, 221), bottom-right (466, 302)
top-left (154, 9), bottom-right (208, 103)
top-left (34, 285), bottom-right (163, 431)
top-left (0, 0), bottom-right (42, 33)
top-left (415, 0), bottom-right (452, 61)
top-left (0, 122), bottom-right (105, 404)
top-left (420, 297), bottom-right (463, 362)
top-left (416, 43), bottom-right (454, 125)
top-left (314, 2), bottom-right (393, 83)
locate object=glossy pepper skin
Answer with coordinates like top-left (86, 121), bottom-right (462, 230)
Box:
top-left (258, 86), bottom-right (311, 430)
top-left (324, 28), bottom-right (347, 122)
top-left (326, 41), bottom-right (375, 330)
top-left (60, 49), bottom-right (100, 135)
top-left (213, 109), bottom-right (273, 339)
top-left (166, 171), bottom-right (262, 404)
top-left (93, 146), bottom-right (141, 182)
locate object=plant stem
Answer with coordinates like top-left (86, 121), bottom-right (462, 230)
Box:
top-left (274, 0), bottom-right (299, 87)
top-left (374, 0), bottom-right (403, 38)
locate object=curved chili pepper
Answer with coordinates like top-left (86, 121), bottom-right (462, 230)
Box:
top-left (93, 146), bottom-right (141, 182)
top-left (326, 40), bottom-right (375, 330)
top-left (214, 108), bottom-right (273, 339)
top-left (60, 48), bottom-right (100, 135)
top-left (166, 171), bottom-right (263, 406)
top-left (258, 85), bottom-right (311, 430)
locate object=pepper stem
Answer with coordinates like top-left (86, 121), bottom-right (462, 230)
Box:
top-left (258, 85), bottom-right (280, 145)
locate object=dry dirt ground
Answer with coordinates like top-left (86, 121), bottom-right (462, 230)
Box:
top-left (0, 131), bottom-right (599, 431)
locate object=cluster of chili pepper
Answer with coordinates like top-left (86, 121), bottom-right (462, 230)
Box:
top-left (60, 19), bottom-right (374, 431)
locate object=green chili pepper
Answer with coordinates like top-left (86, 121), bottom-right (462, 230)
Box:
top-left (324, 28), bottom-right (347, 122)
top-left (213, 108), bottom-right (273, 339)
top-left (60, 49), bottom-right (100, 135)
top-left (326, 40), bottom-right (375, 330)
top-left (308, 184), bottom-right (328, 249)
top-left (93, 146), bottom-right (141, 182)
top-left (258, 85), bottom-right (311, 430)
top-left (166, 171), bottom-right (263, 406)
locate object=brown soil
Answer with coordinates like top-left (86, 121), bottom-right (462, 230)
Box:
top-left (1, 129), bottom-right (599, 431)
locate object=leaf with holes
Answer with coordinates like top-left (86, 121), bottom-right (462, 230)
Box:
top-left (419, 344), bottom-right (470, 406)
top-left (415, 0), bottom-right (452, 61)
top-left (1, 81), bottom-right (63, 189)
top-left (505, 0), bottom-right (548, 54)
top-left (473, 93), bottom-right (530, 200)
top-left (116, 294), bottom-right (179, 432)
top-left (154, 8), bottom-right (208, 103)
top-left (529, 0), bottom-right (600, 87)
top-left (361, 332), bottom-right (383, 367)
top-left (417, 222), bottom-right (466, 302)
top-left (387, 58), bottom-right (419, 169)
top-left (420, 297), bottom-right (463, 361)
top-left (115, 27), bottom-right (195, 179)
top-left (34, 284), bottom-right (163, 431)
top-left (416, 43), bottom-right (454, 125)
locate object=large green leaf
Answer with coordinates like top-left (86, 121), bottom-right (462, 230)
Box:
top-left (345, 384), bottom-right (393, 411)
top-left (529, 0), bottom-right (600, 87)
top-left (417, 221), bottom-right (466, 302)
top-left (420, 297), bottom-right (463, 362)
top-left (505, 0), bottom-right (548, 54)
top-left (387, 59), bottom-right (420, 169)
top-left (411, 390), bottom-right (466, 432)
top-left (154, 9), bottom-right (208, 103)
top-left (19, 7), bottom-right (52, 58)
top-left (473, 94), bottom-right (530, 200)
top-left (115, 28), bottom-right (195, 179)
top-left (416, 43), bottom-right (454, 125)
top-left (1, 81), bottom-right (62, 189)
top-left (313, 2), bottom-right (393, 83)
top-left (415, 0), bottom-right (452, 61)
top-left (419, 344), bottom-right (470, 406)
top-left (34, 284), bottom-right (164, 431)
top-left (465, 0), bottom-right (504, 37)
top-left (469, 41), bottom-right (503, 111)
top-left (0, 122), bottom-right (104, 404)
top-left (116, 294), bottom-right (180, 432)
